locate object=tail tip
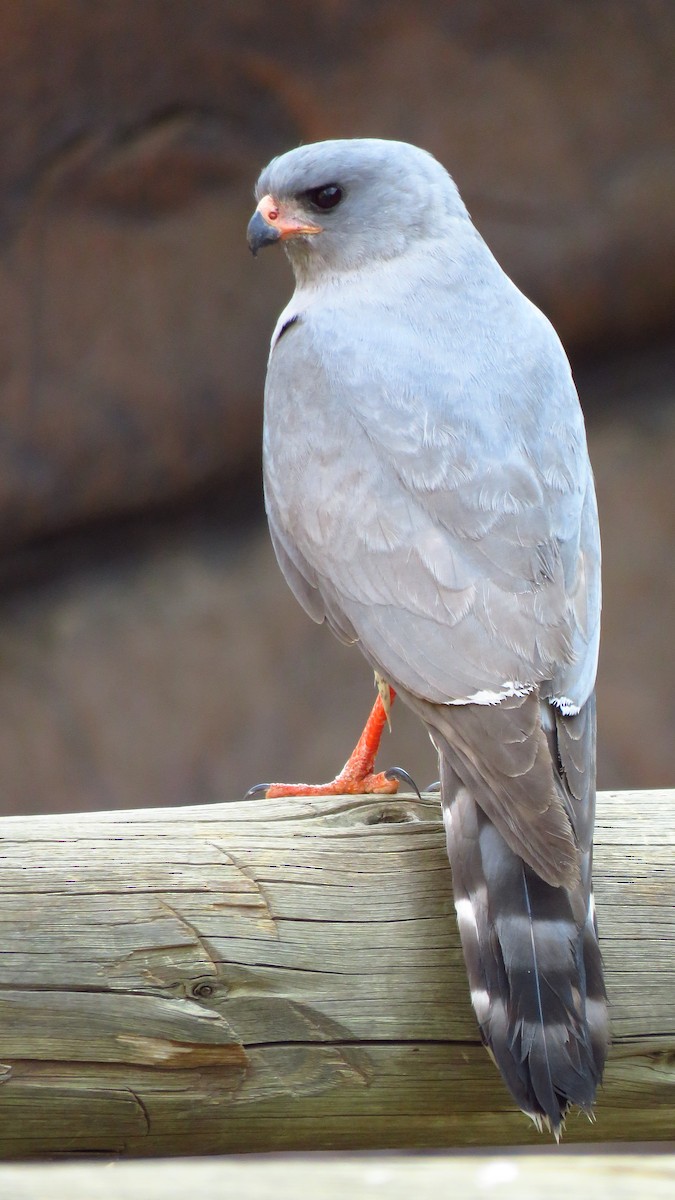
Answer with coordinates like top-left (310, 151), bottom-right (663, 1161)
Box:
top-left (523, 1099), bottom-right (598, 1142)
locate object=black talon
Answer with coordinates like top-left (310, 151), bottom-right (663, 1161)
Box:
top-left (244, 782), bottom-right (271, 800)
top-left (425, 780), bottom-right (441, 793)
top-left (384, 766), bottom-right (422, 801)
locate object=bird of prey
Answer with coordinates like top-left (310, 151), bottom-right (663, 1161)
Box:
top-left (247, 138), bottom-right (608, 1136)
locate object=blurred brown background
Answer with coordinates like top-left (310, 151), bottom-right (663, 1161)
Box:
top-left (0, 1), bottom-right (673, 816)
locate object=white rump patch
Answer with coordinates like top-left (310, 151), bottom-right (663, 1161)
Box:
top-left (448, 681), bottom-right (534, 707)
top-left (550, 695), bottom-right (581, 716)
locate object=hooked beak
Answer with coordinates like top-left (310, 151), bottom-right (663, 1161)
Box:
top-left (247, 194), bottom-right (323, 256)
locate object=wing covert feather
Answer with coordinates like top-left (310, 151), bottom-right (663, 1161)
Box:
top-left (263, 285), bottom-right (599, 708)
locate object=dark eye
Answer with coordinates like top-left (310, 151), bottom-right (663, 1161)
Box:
top-left (306, 184), bottom-right (343, 211)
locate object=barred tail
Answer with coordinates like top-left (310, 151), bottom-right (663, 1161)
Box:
top-left (441, 756), bottom-right (608, 1136)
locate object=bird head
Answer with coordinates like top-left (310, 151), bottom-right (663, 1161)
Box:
top-left (247, 138), bottom-right (470, 281)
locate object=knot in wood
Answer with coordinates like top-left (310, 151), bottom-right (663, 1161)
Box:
top-left (365, 804), bottom-right (417, 825)
top-left (189, 978), bottom-right (219, 1000)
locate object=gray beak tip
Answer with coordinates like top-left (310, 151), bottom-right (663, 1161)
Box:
top-left (247, 210), bottom-right (281, 257)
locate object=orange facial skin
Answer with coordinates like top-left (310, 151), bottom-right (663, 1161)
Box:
top-left (255, 193), bottom-right (324, 241)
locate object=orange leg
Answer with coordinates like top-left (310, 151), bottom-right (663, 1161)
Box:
top-left (261, 687), bottom-right (399, 798)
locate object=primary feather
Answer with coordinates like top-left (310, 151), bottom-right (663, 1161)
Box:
top-left (253, 137), bottom-right (608, 1133)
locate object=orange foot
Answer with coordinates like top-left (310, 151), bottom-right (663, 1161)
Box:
top-left (246, 686), bottom-right (419, 799)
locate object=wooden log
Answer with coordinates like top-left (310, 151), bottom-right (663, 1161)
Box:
top-left (0, 790), bottom-right (673, 1157)
top-left (1, 1153), bottom-right (674, 1200)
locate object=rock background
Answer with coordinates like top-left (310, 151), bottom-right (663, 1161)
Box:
top-left (0, 1), bottom-right (673, 815)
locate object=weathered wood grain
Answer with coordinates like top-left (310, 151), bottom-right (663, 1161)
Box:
top-left (1, 1153), bottom-right (674, 1200)
top-left (0, 790), bottom-right (673, 1157)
